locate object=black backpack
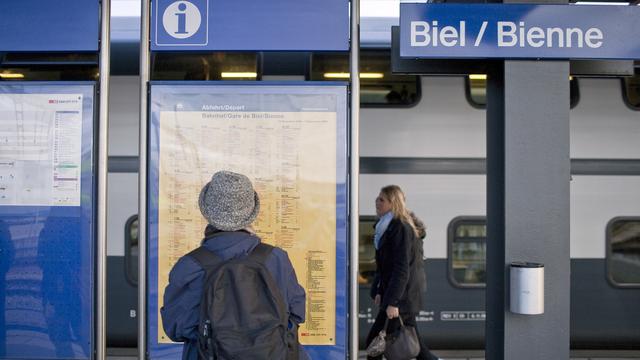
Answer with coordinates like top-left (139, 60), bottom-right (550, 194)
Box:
top-left (188, 243), bottom-right (296, 360)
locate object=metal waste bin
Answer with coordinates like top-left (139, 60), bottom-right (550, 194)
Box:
top-left (510, 262), bottom-right (544, 315)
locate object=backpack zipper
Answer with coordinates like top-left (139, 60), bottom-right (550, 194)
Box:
top-left (203, 319), bottom-right (211, 337)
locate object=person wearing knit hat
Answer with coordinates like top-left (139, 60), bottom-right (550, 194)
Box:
top-left (161, 171), bottom-right (309, 360)
top-left (198, 170), bottom-right (260, 232)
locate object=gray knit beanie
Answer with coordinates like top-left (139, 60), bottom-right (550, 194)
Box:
top-left (198, 171), bottom-right (260, 231)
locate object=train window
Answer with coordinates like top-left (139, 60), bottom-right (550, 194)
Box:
top-left (606, 217), bottom-right (640, 287)
top-left (151, 52), bottom-right (259, 80)
top-left (448, 217), bottom-right (487, 288)
top-left (465, 75), bottom-right (580, 109)
top-left (359, 216), bottom-right (377, 285)
top-left (310, 50), bottom-right (421, 107)
top-left (124, 215), bottom-right (139, 286)
top-left (622, 74), bottom-right (640, 110)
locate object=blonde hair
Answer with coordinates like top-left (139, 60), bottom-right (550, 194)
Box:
top-left (379, 185), bottom-right (419, 237)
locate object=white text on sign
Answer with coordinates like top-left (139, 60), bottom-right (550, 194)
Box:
top-left (411, 21), bottom-right (604, 49)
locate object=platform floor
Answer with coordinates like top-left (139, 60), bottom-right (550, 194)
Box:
top-left (106, 348), bottom-right (640, 359)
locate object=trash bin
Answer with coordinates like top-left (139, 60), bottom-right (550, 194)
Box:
top-left (510, 262), bottom-right (544, 315)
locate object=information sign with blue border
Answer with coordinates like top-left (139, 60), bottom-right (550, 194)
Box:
top-left (147, 82), bottom-right (349, 360)
top-left (151, 0), bottom-right (349, 51)
top-left (0, 82), bottom-right (96, 359)
top-left (400, 4), bottom-right (640, 60)
top-left (0, 1), bottom-right (99, 52)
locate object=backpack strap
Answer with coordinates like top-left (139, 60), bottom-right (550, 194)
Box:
top-left (248, 243), bottom-right (289, 323)
top-left (189, 247), bottom-right (222, 359)
top-left (249, 244), bottom-right (300, 360)
top-left (249, 243), bottom-right (274, 265)
top-left (187, 246), bottom-right (222, 270)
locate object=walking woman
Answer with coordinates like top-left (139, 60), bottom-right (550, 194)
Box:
top-left (365, 185), bottom-right (439, 360)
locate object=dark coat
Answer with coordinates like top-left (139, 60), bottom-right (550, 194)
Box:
top-left (370, 218), bottom-right (426, 315)
top-left (160, 230), bottom-right (308, 360)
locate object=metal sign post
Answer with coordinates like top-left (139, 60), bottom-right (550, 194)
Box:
top-left (349, 0), bottom-right (360, 359)
top-left (97, 1), bottom-right (111, 359)
top-left (138, 1), bottom-right (151, 360)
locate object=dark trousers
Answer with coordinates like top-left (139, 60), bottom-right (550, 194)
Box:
top-left (365, 310), bottom-right (438, 360)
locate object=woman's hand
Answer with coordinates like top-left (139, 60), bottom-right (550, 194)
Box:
top-left (374, 294), bottom-right (381, 306)
top-left (386, 305), bottom-right (399, 319)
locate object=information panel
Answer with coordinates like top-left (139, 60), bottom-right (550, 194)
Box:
top-left (0, 83), bottom-right (95, 359)
top-left (148, 83), bottom-right (348, 359)
top-left (0, 0), bottom-right (99, 52)
top-left (151, 0), bottom-right (349, 51)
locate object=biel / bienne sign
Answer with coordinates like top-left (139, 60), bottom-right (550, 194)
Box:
top-left (400, 3), bottom-right (640, 60)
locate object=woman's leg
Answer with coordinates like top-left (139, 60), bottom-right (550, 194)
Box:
top-left (365, 310), bottom-right (390, 360)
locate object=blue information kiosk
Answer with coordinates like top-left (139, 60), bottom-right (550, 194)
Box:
top-left (0, 1), bottom-right (109, 359)
top-left (140, 1), bottom-right (357, 359)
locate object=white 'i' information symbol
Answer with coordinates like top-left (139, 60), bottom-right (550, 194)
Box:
top-left (163, 1), bottom-right (202, 39)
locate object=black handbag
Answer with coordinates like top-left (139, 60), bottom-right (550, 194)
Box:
top-left (384, 317), bottom-right (420, 360)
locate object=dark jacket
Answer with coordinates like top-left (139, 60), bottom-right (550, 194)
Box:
top-left (161, 230), bottom-right (307, 360)
top-left (370, 218), bottom-right (425, 315)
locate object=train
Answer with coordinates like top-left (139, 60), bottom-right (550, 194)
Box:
top-left (104, 51), bottom-right (640, 352)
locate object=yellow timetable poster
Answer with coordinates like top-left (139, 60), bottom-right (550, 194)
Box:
top-left (157, 109), bottom-right (338, 345)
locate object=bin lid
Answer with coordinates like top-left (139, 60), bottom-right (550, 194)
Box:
top-left (510, 261), bottom-right (544, 268)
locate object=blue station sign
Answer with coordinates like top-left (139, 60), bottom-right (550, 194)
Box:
top-left (151, 0), bottom-right (349, 51)
top-left (400, 4), bottom-right (640, 60)
top-left (0, 0), bottom-right (99, 52)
